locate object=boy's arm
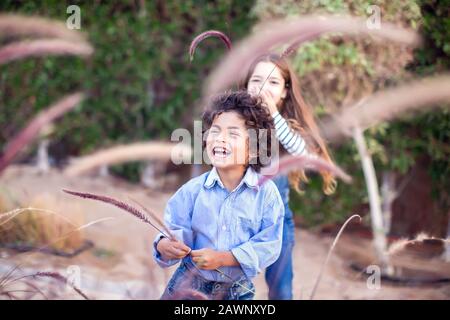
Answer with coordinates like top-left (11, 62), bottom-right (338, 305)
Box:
top-left (191, 248), bottom-right (239, 270)
top-left (153, 184), bottom-right (195, 268)
top-left (230, 189), bottom-right (285, 279)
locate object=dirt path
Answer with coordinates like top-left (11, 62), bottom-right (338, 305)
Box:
top-left (1, 165), bottom-right (449, 300)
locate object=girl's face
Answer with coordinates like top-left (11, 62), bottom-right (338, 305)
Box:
top-left (247, 61), bottom-right (287, 108)
top-left (206, 111), bottom-right (250, 170)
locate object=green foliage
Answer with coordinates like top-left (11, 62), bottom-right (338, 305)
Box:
top-left (292, 39), bottom-right (371, 74)
top-left (1, 1), bottom-right (448, 227)
top-left (252, 0), bottom-right (448, 227)
top-left (0, 0), bottom-right (256, 162)
top-left (398, 0), bottom-right (450, 203)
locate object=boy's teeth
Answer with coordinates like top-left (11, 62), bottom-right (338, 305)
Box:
top-left (213, 147), bottom-right (229, 156)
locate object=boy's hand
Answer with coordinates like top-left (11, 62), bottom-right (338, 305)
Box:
top-left (191, 248), bottom-right (223, 270)
top-left (156, 237), bottom-right (191, 260)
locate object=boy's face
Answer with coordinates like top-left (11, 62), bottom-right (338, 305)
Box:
top-left (206, 111), bottom-right (251, 170)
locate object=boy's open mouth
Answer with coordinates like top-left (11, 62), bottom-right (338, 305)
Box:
top-left (212, 146), bottom-right (231, 158)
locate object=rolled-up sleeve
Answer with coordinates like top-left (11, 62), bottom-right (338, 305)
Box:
top-left (152, 183), bottom-right (194, 268)
top-left (231, 188), bottom-right (284, 279)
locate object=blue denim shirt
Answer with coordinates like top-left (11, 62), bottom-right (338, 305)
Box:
top-left (153, 166), bottom-right (285, 282)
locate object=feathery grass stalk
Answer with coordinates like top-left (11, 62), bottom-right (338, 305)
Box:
top-left (62, 189), bottom-right (170, 238)
top-left (0, 39), bottom-right (93, 65)
top-left (0, 263), bottom-right (23, 289)
top-left (205, 15), bottom-right (421, 97)
top-left (0, 207), bottom-right (77, 227)
top-left (0, 265), bottom-right (49, 300)
top-left (0, 265), bottom-right (33, 295)
top-left (323, 75), bottom-right (450, 141)
top-left (20, 280), bottom-right (49, 300)
top-left (72, 217), bottom-right (114, 232)
top-left (256, 30), bottom-right (332, 98)
top-left (0, 14), bottom-right (86, 42)
top-left (0, 93), bottom-right (84, 175)
top-left (281, 38), bottom-right (307, 58)
top-left (309, 214), bottom-right (361, 300)
top-left (64, 141), bottom-right (192, 177)
top-left (1, 289), bottom-right (40, 300)
top-left (388, 234), bottom-right (449, 257)
top-left (258, 154), bottom-right (352, 186)
top-left (127, 196), bottom-right (175, 240)
top-left (32, 271), bottom-right (89, 300)
top-left (189, 30), bottom-right (232, 62)
top-left (5, 271), bottom-right (89, 300)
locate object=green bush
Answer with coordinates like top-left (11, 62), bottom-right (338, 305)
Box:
top-left (0, 0), bottom-right (255, 171)
top-left (251, 0), bottom-right (449, 228)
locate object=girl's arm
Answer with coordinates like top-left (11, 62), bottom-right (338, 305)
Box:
top-left (257, 90), bottom-right (317, 158)
top-left (272, 111), bottom-right (317, 158)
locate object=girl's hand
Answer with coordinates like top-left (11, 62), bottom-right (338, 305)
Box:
top-left (156, 237), bottom-right (191, 260)
top-left (259, 90), bottom-right (278, 114)
top-left (191, 248), bottom-right (223, 270)
top-left (248, 87), bottom-right (278, 114)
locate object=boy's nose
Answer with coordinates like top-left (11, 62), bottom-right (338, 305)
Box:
top-left (213, 130), bottom-right (226, 141)
top-left (215, 134), bottom-right (226, 143)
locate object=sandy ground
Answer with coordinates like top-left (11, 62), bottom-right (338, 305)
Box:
top-left (1, 165), bottom-right (449, 300)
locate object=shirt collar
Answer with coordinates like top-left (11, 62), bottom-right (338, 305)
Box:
top-left (204, 167), bottom-right (259, 191)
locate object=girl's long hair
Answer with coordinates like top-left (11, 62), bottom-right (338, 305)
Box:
top-left (241, 53), bottom-right (337, 195)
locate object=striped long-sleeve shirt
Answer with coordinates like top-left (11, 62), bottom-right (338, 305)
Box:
top-left (272, 111), bottom-right (317, 158)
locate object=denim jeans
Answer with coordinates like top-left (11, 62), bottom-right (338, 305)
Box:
top-left (161, 260), bottom-right (255, 300)
top-left (265, 175), bottom-right (295, 300)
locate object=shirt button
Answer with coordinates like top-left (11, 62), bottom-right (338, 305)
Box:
top-left (222, 225), bottom-right (226, 231)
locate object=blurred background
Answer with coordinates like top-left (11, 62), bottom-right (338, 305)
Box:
top-left (0, 0), bottom-right (449, 300)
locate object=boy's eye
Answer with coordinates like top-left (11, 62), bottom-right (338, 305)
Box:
top-left (230, 132), bottom-right (240, 137)
top-left (250, 78), bottom-right (260, 83)
top-left (270, 81), bottom-right (279, 85)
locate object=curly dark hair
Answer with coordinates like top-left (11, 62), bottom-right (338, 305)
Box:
top-left (201, 91), bottom-right (274, 172)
